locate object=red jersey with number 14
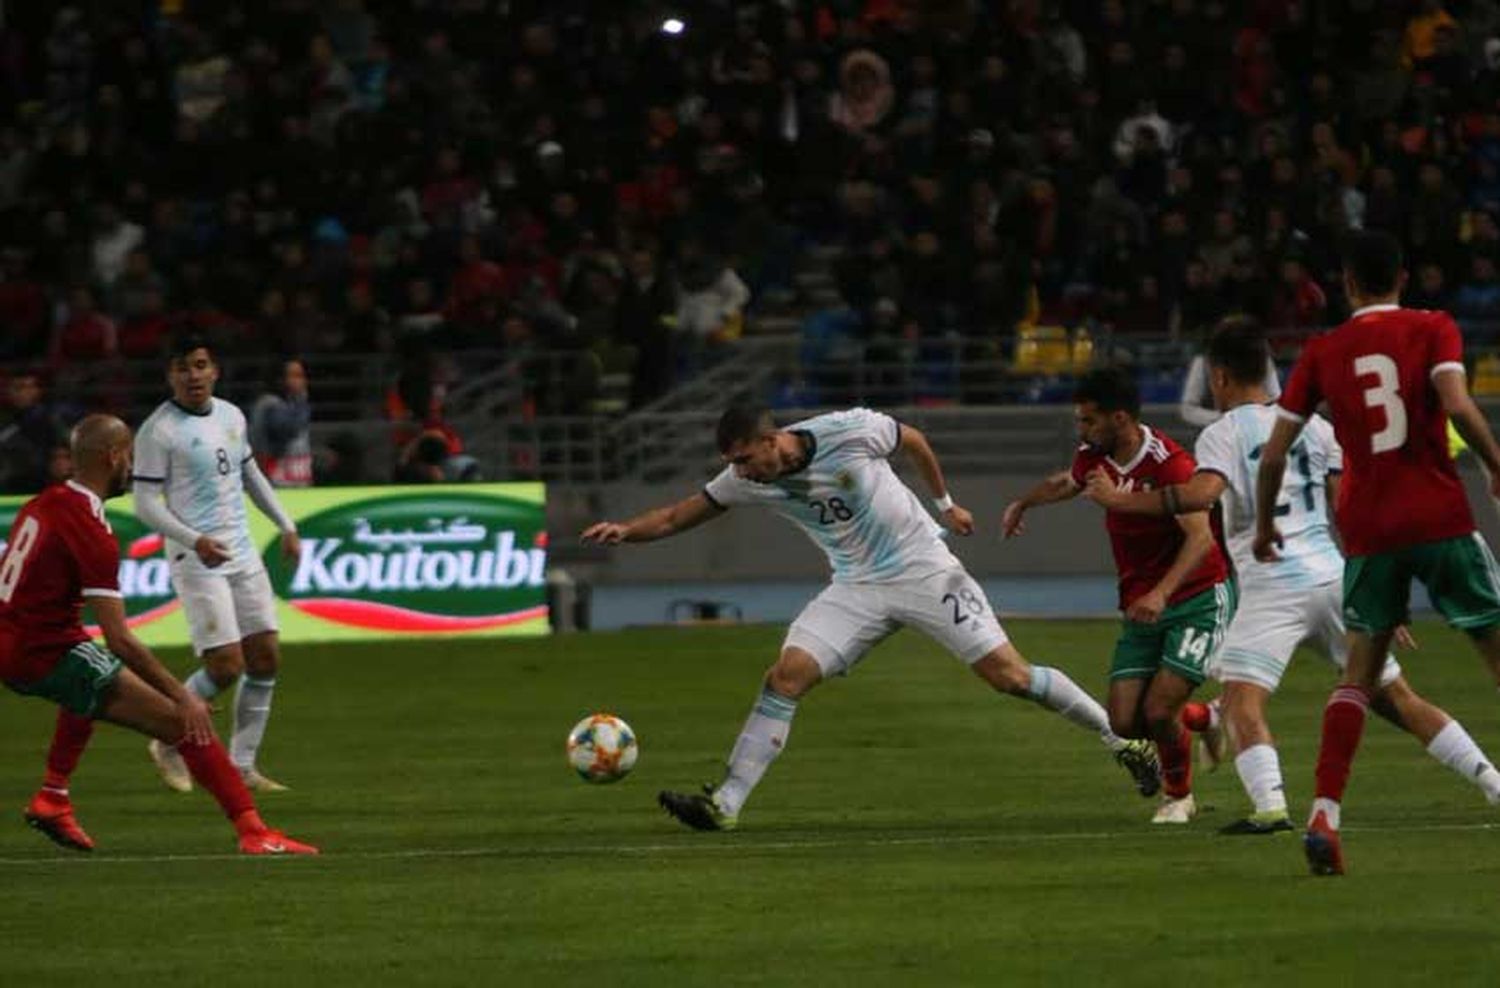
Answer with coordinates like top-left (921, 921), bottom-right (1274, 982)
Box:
top-left (0, 481), bottom-right (122, 684)
top-left (1070, 425), bottom-right (1230, 611)
top-left (1278, 305), bottom-right (1474, 557)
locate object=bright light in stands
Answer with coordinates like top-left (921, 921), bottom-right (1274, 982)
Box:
top-left (660, 18), bottom-right (685, 35)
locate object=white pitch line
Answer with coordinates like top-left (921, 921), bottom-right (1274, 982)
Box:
top-left (0, 820), bottom-right (1493, 868)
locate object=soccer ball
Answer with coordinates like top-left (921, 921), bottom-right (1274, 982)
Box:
top-left (566, 713), bottom-right (638, 783)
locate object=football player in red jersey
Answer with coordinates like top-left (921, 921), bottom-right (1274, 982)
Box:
top-left (1257, 230), bottom-right (1500, 875)
top-left (0, 415), bottom-right (316, 855)
top-left (1004, 368), bottom-right (1235, 824)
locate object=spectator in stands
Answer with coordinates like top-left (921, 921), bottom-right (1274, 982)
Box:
top-left (49, 286), bottom-right (117, 364)
top-left (0, 372), bottom-right (68, 494)
top-left (675, 240), bottom-right (751, 347)
top-left (251, 358), bottom-right (314, 488)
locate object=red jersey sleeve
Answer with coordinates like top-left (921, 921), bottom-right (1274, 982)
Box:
top-left (1429, 313), bottom-right (1464, 376)
top-left (1069, 446), bottom-right (1096, 487)
top-left (62, 512), bottom-right (121, 600)
top-left (1157, 448), bottom-right (1196, 485)
top-left (1279, 337), bottom-right (1321, 422)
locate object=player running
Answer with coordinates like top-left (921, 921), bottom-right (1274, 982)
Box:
top-left (1083, 320), bottom-right (1500, 834)
top-left (582, 405), bottom-right (1158, 831)
top-left (0, 415), bottom-right (315, 854)
top-left (1257, 230), bottom-right (1500, 875)
top-left (132, 334), bottom-right (300, 793)
top-left (1004, 367), bottom-right (1234, 824)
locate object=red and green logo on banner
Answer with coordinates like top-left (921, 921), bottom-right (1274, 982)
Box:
top-left (0, 484), bottom-right (549, 646)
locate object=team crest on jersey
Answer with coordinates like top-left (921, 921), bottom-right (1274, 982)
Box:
top-left (836, 471), bottom-right (854, 490)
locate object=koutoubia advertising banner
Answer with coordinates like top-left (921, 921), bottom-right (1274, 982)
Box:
top-left (0, 484), bottom-right (550, 646)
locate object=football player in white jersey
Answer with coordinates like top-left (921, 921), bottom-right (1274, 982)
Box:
top-left (582, 404), bottom-right (1159, 831)
top-left (131, 335), bottom-right (302, 793)
top-left (1084, 321), bottom-right (1500, 831)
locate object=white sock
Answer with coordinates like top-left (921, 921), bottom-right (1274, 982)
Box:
top-left (1233, 744), bottom-right (1288, 815)
top-left (1309, 796), bottom-right (1341, 830)
top-left (1426, 720), bottom-right (1500, 805)
top-left (186, 667), bottom-right (222, 701)
top-left (229, 675), bottom-right (276, 772)
top-left (1027, 665), bottom-right (1121, 749)
top-left (714, 686), bottom-right (797, 817)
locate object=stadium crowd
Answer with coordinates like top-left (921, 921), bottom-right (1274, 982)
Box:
top-left (6, 0), bottom-right (1500, 488)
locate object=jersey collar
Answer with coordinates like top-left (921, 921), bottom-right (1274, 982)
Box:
top-left (1350, 303), bottom-right (1400, 319)
top-left (64, 479), bottom-right (103, 511)
top-left (171, 397), bottom-right (214, 417)
top-left (1108, 424), bottom-right (1153, 475)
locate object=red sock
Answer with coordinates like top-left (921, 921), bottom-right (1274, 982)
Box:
top-left (1180, 701), bottom-right (1213, 733)
top-left (1315, 685), bottom-right (1370, 802)
top-left (175, 736), bottom-right (262, 834)
top-left (1158, 725), bottom-right (1193, 798)
top-left (42, 710), bottom-right (95, 793)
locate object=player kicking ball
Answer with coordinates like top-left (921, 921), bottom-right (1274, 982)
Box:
top-left (1005, 368), bottom-right (1235, 824)
top-left (582, 405), bottom-right (1158, 831)
top-left (1083, 320), bottom-right (1500, 835)
top-left (0, 415), bottom-right (315, 854)
top-left (133, 334), bottom-right (300, 793)
top-left (1257, 231), bottom-right (1500, 875)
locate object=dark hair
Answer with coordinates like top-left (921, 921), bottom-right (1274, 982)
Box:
top-left (716, 403), bottom-right (775, 453)
top-left (1073, 366), bottom-right (1140, 418)
top-left (1342, 229), bottom-right (1403, 296)
top-left (1206, 317), bottom-right (1270, 386)
top-left (166, 331), bottom-right (213, 364)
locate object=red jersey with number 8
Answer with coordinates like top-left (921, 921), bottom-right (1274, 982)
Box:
top-left (0, 481), bottom-right (122, 684)
top-left (1278, 305), bottom-right (1474, 557)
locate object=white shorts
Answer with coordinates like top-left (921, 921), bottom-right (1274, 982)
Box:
top-left (1213, 580), bottom-right (1401, 692)
top-left (783, 565), bottom-right (1009, 677)
top-left (170, 559), bottom-right (280, 657)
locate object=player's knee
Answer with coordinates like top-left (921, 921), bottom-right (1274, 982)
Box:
top-left (205, 651), bottom-right (245, 687)
top-left (767, 651), bottom-right (821, 699)
top-left (1142, 698), bottom-right (1181, 738)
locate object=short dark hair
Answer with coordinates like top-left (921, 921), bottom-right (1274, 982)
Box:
top-left (1206, 317), bottom-right (1270, 385)
top-left (1342, 229), bottom-right (1403, 296)
top-left (166, 331), bottom-right (213, 364)
top-left (716, 403), bottom-right (776, 453)
top-left (1073, 366), bottom-right (1140, 418)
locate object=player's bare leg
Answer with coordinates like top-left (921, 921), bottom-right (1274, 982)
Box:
top-left (1143, 671), bottom-right (1198, 824)
top-left (973, 643), bottom-right (1159, 796)
top-left (25, 709), bottom-right (98, 851)
top-left (235, 631), bottom-right (287, 791)
top-left (660, 646), bottom-right (822, 831)
top-left (1217, 682), bottom-right (1292, 834)
top-left (1375, 676), bottom-right (1500, 803)
top-left (1305, 628), bottom-right (1391, 875)
top-left (99, 667), bottom-right (315, 854)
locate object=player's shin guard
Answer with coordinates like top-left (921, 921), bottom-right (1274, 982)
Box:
top-left (1157, 725), bottom-right (1193, 799)
top-left (42, 710), bottom-right (94, 792)
top-left (230, 675), bottom-right (276, 771)
top-left (1026, 666), bottom-right (1116, 743)
top-left (1425, 719), bottom-right (1500, 804)
top-left (1234, 743), bottom-right (1288, 815)
top-left (715, 686), bottom-right (797, 817)
top-left (1313, 685), bottom-right (1371, 813)
top-left (176, 735), bottom-right (262, 833)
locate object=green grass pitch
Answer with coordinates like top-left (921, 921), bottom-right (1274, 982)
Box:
top-left (2, 619), bottom-right (1498, 986)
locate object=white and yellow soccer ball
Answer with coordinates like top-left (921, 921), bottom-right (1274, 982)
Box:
top-left (566, 713), bottom-right (639, 783)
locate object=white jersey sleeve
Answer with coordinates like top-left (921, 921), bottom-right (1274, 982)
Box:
top-left (1192, 417), bottom-right (1238, 482)
top-left (132, 414), bottom-right (169, 484)
top-left (703, 466), bottom-right (752, 509)
top-left (824, 407), bottom-right (901, 459)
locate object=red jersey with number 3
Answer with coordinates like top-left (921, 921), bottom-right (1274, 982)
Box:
top-left (1070, 425), bottom-right (1230, 610)
top-left (1278, 305), bottom-right (1474, 557)
top-left (0, 482), bottom-right (122, 684)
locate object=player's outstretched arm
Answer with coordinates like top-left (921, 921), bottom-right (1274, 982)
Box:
top-left (581, 492), bottom-right (724, 546)
top-left (92, 596), bottom-right (214, 743)
top-left (1254, 416), bottom-right (1303, 560)
top-left (1001, 470), bottom-right (1080, 538)
top-left (132, 478), bottom-right (231, 567)
top-left (1435, 369), bottom-right (1500, 493)
top-left (1082, 468), bottom-right (1227, 516)
top-left (897, 423), bottom-right (973, 535)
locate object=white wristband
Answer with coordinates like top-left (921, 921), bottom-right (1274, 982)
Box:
top-left (933, 493), bottom-right (954, 513)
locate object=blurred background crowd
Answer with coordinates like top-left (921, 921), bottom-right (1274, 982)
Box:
top-left (6, 0), bottom-right (1500, 491)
